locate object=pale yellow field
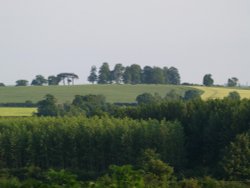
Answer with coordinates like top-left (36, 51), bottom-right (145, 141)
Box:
top-left (192, 86), bottom-right (250, 100)
top-left (0, 108), bottom-right (37, 117)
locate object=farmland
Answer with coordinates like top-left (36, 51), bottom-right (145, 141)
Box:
top-left (1, 84), bottom-right (250, 104)
top-left (193, 86), bottom-right (250, 100)
top-left (0, 107), bottom-right (37, 117)
top-left (0, 84), bottom-right (189, 104)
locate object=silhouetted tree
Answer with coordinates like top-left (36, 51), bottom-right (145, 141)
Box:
top-left (57, 73), bottom-right (79, 85)
top-left (142, 66), bottom-right (153, 84)
top-left (98, 62), bottom-right (111, 84)
top-left (129, 64), bottom-right (142, 84)
top-left (203, 74), bottom-right (214, 86)
top-left (16, 80), bottom-right (28, 86)
top-left (48, 75), bottom-right (60, 85)
top-left (151, 67), bottom-right (164, 84)
top-left (227, 77), bottom-right (238, 87)
top-left (167, 67), bottom-right (180, 85)
top-left (88, 66), bottom-right (98, 84)
top-left (112, 64), bottom-right (125, 84)
top-left (31, 75), bottom-right (48, 86)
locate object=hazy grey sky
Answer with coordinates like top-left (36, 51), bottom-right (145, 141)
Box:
top-left (0, 0), bottom-right (249, 85)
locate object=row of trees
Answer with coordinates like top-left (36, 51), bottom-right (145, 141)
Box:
top-left (88, 63), bottom-right (181, 85)
top-left (15, 73), bottom-right (79, 86)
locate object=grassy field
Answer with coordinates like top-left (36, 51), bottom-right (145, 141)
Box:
top-left (192, 86), bottom-right (250, 100)
top-left (0, 84), bottom-right (189, 104)
top-left (0, 107), bottom-right (37, 117)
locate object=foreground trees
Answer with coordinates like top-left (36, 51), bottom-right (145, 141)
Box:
top-left (0, 116), bottom-right (185, 172)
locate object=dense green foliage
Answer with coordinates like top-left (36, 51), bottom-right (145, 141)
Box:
top-left (1, 90), bottom-right (250, 186)
top-left (0, 116), bottom-right (185, 173)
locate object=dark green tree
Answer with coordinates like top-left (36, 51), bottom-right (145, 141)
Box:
top-left (183, 90), bottom-right (201, 100)
top-left (48, 75), bottom-right (60, 85)
top-left (88, 66), bottom-right (98, 84)
top-left (112, 64), bottom-right (125, 84)
top-left (226, 91), bottom-right (241, 100)
top-left (57, 73), bottom-right (79, 85)
top-left (0, 83), bottom-right (5, 86)
top-left (16, 80), bottom-right (29, 86)
top-left (37, 94), bottom-right (58, 116)
top-left (167, 67), bottom-right (180, 85)
top-left (136, 93), bottom-right (156, 105)
top-left (31, 75), bottom-right (48, 86)
top-left (98, 62), bottom-right (111, 84)
top-left (151, 67), bottom-right (164, 84)
top-left (203, 74), bottom-right (214, 86)
top-left (141, 149), bottom-right (174, 177)
top-left (129, 64), bottom-right (142, 84)
top-left (163, 67), bottom-right (169, 84)
top-left (221, 133), bottom-right (250, 180)
top-left (142, 66), bottom-right (153, 84)
top-left (123, 66), bottom-right (132, 84)
top-left (227, 77), bottom-right (238, 87)
top-left (165, 90), bottom-right (182, 100)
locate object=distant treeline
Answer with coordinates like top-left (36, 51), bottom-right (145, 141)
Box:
top-left (88, 63), bottom-right (181, 85)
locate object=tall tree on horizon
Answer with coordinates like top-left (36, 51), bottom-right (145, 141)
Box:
top-left (130, 64), bottom-right (142, 84)
top-left (142, 66), bottom-right (153, 84)
top-left (167, 67), bottom-right (181, 85)
top-left (98, 62), bottom-right (111, 84)
top-left (88, 66), bottom-right (98, 84)
top-left (112, 63), bottom-right (125, 84)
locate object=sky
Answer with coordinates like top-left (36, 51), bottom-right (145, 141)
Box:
top-left (0, 0), bottom-right (249, 85)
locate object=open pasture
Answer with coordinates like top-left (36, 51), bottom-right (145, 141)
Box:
top-left (0, 84), bottom-right (189, 104)
top-left (193, 86), bottom-right (250, 100)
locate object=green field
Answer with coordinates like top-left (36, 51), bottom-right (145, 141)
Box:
top-left (193, 86), bottom-right (250, 99)
top-left (1, 84), bottom-right (250, 108)
top-left (0, 107), bottom-right (37, 117)
top-left (0, 84), bottom-right (189, 104)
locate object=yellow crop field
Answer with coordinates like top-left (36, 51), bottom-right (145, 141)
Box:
top-left (0, 107), bottom-right (37, 117)
top-left (192, 86), bottom-right (250, 100)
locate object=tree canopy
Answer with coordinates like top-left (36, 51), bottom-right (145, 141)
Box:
top-left (16, 79), bottom-right (29, 86)
top-left (203, 74), bottom-right (214, 86)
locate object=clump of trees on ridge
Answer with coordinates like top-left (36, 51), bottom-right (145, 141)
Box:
top-left (88, 63), bottom-right (181, 85)
top-left (15, 73), bottom-right (79, 86)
